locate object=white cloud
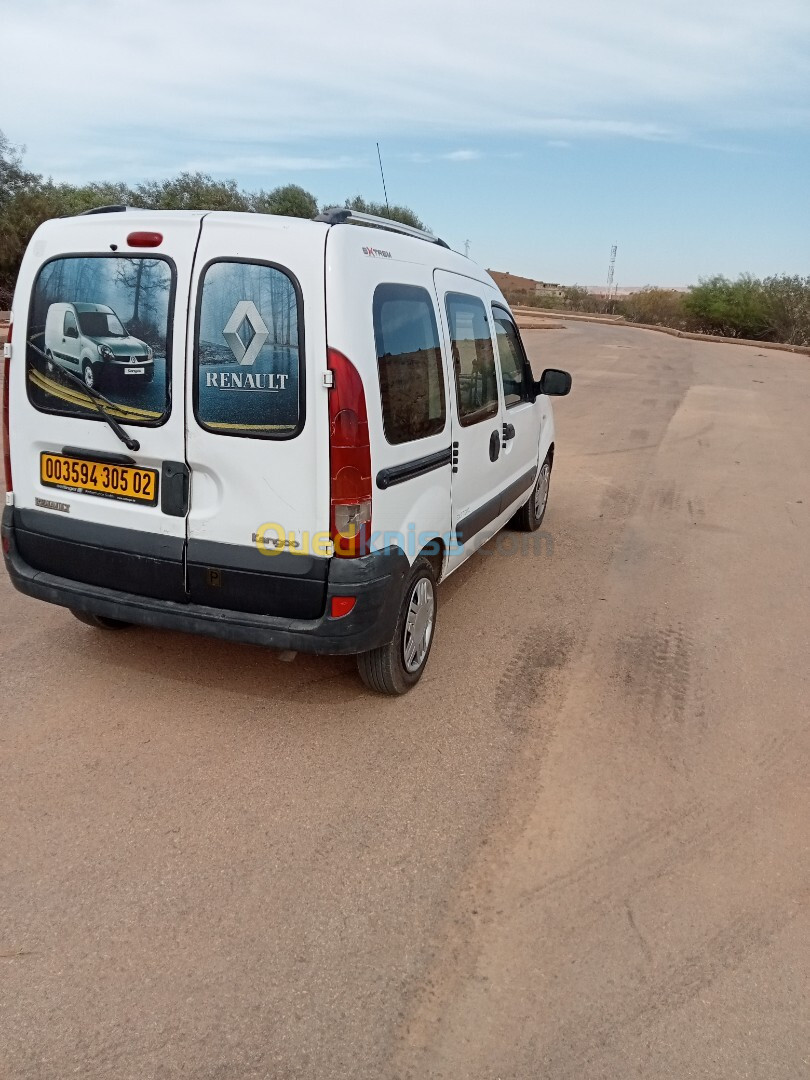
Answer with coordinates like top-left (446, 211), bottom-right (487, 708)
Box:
top-left (4, 0), bottom-right (810, 178)
top-left (183, 154), bottom-right (366, 174)
top-left (441, 150), bottom-right (482, 162)
top-left (403, 149), bottom-right (483, 164)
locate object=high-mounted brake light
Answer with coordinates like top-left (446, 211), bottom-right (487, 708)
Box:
top-left (126, 231), bottom-right (163, 248)
top-left (327, 347), bottom-right (371, 558)
top-left (3, 314), bottom-right (12, 494)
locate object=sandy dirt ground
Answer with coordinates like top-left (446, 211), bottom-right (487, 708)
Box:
top-left (1, 320), bottom-right (808, 1079)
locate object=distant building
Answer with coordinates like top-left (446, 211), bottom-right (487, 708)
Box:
top-left (487, 271), bottom-right (565, 303)
top-left (534, 281), bottom-right (564, 298)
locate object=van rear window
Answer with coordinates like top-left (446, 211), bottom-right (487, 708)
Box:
top-left (26, 256), bottom-right (174, 426)
top-left (194, 260), bottom-right (303, 439)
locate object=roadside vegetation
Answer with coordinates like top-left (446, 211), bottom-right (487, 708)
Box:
top-left (2, 131), bottom-right (808, 345)
top-left (515, 278), bottom-right (810, 348)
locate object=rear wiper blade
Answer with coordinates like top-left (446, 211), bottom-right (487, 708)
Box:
top-left (27, 339), bottom-right (140, 452)
top-left (53, 365), bottom-right (141, 452)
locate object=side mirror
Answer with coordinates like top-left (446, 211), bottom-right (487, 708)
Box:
top-left (535, 368), bottom-right (572, 397)
top-left (65, 326), bottom-right (79, 339)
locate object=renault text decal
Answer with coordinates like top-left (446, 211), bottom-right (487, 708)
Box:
top-left (205, 371), bottom-right (289, 392)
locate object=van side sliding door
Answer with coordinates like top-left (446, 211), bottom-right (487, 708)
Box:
top-left (433, 270), bottom-right (508, 572)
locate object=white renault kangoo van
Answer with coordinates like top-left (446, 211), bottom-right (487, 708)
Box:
top-left (2, 206), bottom-right (571, 693)
top-left (43, 301), bottom-right (154, 388)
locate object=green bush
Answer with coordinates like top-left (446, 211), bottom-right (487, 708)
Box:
top-left (683, 275), bottom-right (773, 339)
top-left (618, 287), bottom-right (690, 328)
top-left (681, 274), bottom-right (810, 345)
top-left (761, 275), bottom-right (810, 346)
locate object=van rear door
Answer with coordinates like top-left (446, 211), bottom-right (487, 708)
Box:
top-left (184, 215), bottom-right (331, 619)
top-left (12, 212), bottom-right (201, 603)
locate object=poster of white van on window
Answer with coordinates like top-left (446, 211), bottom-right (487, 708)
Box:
top-left (196, 261), bottom-right (301, 437)
top-left (26, 255), bottom-right (173, 424)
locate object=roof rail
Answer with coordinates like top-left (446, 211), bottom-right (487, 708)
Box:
top-left (78, 204), bottom-right (128, 216)
top-left (315, 207), bottom-right (449, 249)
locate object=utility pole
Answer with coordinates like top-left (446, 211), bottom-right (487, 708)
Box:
top-left (606, 244), bottom-right (617, 309)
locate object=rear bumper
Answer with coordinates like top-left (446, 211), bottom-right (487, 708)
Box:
top-left (2, 505), bottom-right (409, 656)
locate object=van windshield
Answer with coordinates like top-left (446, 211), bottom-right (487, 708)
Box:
top-left (78, 311), bottom-right (126, 337)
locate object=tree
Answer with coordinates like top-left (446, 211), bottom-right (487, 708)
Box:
top-left (251, 184), bottom-right (318, 218)
top-left (0, 131), bottom-right (42, 306)
top-left (114, 258), bottom-right (170, 348)
top-left (0, 130), bottom-right (39, 214)
top-left (619, 287), bottom-right (689, 328)
top-left (131, 172), bottom-right (251, 212)
top-left (339, 195), bottom-right (427, 231)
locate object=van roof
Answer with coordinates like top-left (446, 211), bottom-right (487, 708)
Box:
top-left (31, 207), bottom-right (497, 288)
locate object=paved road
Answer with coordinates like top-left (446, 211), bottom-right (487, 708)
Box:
top-left (2, 321), bottom-right (808, 1079)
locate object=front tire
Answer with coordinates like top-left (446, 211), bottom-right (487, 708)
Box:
top-left (71, 610), bottom-right (132, 630)
top-left (512, 452), bottom-right (552, 532)
top-left (82, 360), bottom-right (98, 390)
top-left (356, 557), bottom-right (437, 694)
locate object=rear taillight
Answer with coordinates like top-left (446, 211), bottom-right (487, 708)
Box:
top-left (327, 347), bottom-right (371, 558)
top-left (2, 315), bottom-right (12, 495)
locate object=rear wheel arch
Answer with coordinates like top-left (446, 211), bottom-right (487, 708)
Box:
top-left (416, 536), bottom-right (445, 583)
top-left (356, 554), bottom-right (438, 694)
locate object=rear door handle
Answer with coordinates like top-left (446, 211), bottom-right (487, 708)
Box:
top-left (161, 460), bottom-right (190, 517)
top-left (489, 430), bottom-right (501, 462)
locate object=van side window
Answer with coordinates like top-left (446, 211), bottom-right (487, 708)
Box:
top-left (194, 260), bottom-right (304, 439)
top-left (63, 309), bottom-right (78, 338)
top-left (373, 284), bottom-right (446, 445)
top-left (445, 293), bottom-right (498, 427)
top-left (492, 306), bottom-right (529, 407)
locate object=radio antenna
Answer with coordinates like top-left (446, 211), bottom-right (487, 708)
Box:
top-left (376, 142), bottom-right (391, 218)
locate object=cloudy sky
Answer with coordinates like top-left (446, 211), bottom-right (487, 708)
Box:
top-left (4, 0), bottom-right (810, 283)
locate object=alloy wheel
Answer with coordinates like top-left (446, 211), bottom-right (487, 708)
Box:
top-left (402, 577), bottom-right (435, 673)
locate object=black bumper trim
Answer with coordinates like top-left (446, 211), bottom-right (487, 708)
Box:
top-left (3, 506), bottom-right (409, 656)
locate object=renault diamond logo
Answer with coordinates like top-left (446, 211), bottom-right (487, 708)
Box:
top-left (223, 300), bottom-right (269, 366)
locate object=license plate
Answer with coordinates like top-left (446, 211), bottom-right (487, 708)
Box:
top-left (124, 367), bottom-right (145, 375)
top-left (40, 452), bottom-right (159, 506)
